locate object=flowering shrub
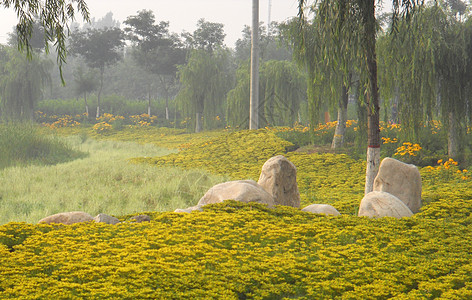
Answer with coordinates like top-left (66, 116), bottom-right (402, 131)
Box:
top-left (130, 114), bottom-right (157, 127)
top-left (96, 113), bottom-right (125, 124)
top-left (93, 122), bottom-right (113, 134)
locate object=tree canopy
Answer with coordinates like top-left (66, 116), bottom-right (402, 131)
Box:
top-left (2, 0), bottom-right (90, 78)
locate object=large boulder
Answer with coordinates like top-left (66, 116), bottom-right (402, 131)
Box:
top-left (358, 191), bottom-right (413, 219)
top-left (38, 211), bottom-right (93, 225)
top-left (198, 180), bottom-right (275, 207)
top-left (373, 157), bottom-right (422, 213)
top-left (302, 204), bottom-right (341, 216)
top-left (258, 155), bottom-right (300, 208)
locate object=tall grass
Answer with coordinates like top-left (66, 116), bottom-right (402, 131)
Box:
top-left (0, 122), bottom-right (85, 169)
top-left (0, 137), bottom-right (228, 224)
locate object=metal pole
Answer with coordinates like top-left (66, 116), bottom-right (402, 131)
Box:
top-left (249, 0), bottom-right (260, 129)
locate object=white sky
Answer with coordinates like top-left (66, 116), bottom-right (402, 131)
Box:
top-left (0, 0), bottom-right (300, 48)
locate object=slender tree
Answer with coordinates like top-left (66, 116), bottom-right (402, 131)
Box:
top-left (73, 66), bottom-right (97, 117)
top-left (69, 27), bottom-right (124, 118)
top-left (124, 10), bottom-right (185, 118)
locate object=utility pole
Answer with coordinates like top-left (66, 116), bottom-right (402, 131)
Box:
top-left (268, 0), bottom-right (272, 35)
top-left (249, 0), bottom-right (259, 129)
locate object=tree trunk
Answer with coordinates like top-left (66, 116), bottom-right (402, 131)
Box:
top-left (195, 112), bottom-right (202, 133)
top-left (448, 111), bottom-right (458, 159)
top-left (364, 0), bottom-right (381, 194)
top-left (331, 81), bottom-right (349, 149)
top-left (96, 68), bottom-right (104, 118)
top-left (147, 80), bottom-right (152, 116)
top-left (84, 92), bottom-right (89, 118)
top-left (249, 0), bottom-right (260, 129)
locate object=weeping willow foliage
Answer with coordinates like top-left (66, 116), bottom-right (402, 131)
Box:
top-left (260, 60), bottom-right (306, 126)
top-left (226, 62), bottom-right (250, 128)
top-left (176, 49), bottom-right (233, 131)
top-left (226, 60), bottom-right (306, 128)
top-left (378, 2), bottom-right (472, 154)
top-left (0, 48), bottom-right (51, 120)
top-left (378, 5), bottom-right (446, 140)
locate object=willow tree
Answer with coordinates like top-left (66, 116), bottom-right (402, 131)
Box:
top-left (260, 60), bottom-right (306, 126)
top-left (0, 48), bottom-right (52, 120)
top-left (286, 10), bottom-right (362, 150)
top-left (378, 2), bottom-right (472, 159)
top-left (226, 60), bottom-right (306, 128)
top-left (226, 62), bottom-right (251, 128)
top-left (2, 0), bottom-right (89, 80)
top-left (176, 49), bottom-right (232, 132)
top-left (435, 3), bottom-right (471, 159)
top-left (299, 0), bottom-right (419, 193)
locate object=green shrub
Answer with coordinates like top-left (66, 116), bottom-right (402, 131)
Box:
top-left (0, 122), bottom-right (85, 169)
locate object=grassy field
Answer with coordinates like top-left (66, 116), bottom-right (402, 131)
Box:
top-left (0, 135), bottom-right (227, 224)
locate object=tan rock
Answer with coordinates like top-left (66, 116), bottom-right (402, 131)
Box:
top-left (358, 191), bottom-right (413, 219)
top-left (131, 215), bottom-right (151, 223)
top-left (373, 157), bottom-right (422, 213)
top-left (198, 180), bottom-right (275, 207)
top-left (38, 211), bottom-right (93, 225)
top-left (94, 213), bottom-right (120, 225)
top-left (258, 155), bottom-right (300, 208)
top-left (302, 204), bottom-right (341, 216)
top-left (174, 205), bottom-right (204, 213)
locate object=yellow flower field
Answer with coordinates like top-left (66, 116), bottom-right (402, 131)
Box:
top-left (2, 126), bottom-right (472, 298)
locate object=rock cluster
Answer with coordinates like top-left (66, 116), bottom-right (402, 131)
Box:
top-left (359, 157), bottom-right (422, 219)
top-left (37, 156), bottom-right (423, 225)
top-left (38, 212), bottom-right (150, 225)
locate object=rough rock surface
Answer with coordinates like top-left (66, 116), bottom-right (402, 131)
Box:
top-left (94, 213), bottom-right (120, 225)
top-left (358, 191), bottom-right (413, 219)
top-left (302, 204), bottom-right (341, 216)
top-left (38, 211), bottom-right (93, 225)
top-left (373, 157), bottom-right (422, 213)
top-left (258, 155), bottom-right (300, 208)
top-left (174, 205), bottom-right (204, 213)
top-left (198, 180), bottom-right (275, 207)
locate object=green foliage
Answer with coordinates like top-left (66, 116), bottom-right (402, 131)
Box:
top-left (0, 48), bottom-right (52, 120)
top-left (2, 0), bottom-right (90, 78)
top-left (176, 49), bottom-right (233, 132)
top-left (37, 96), bottom-right (177, 120)
top-left (0, 122), bottom-right (85, 169)
top-left (226, 60), bottom-right (306, 128)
